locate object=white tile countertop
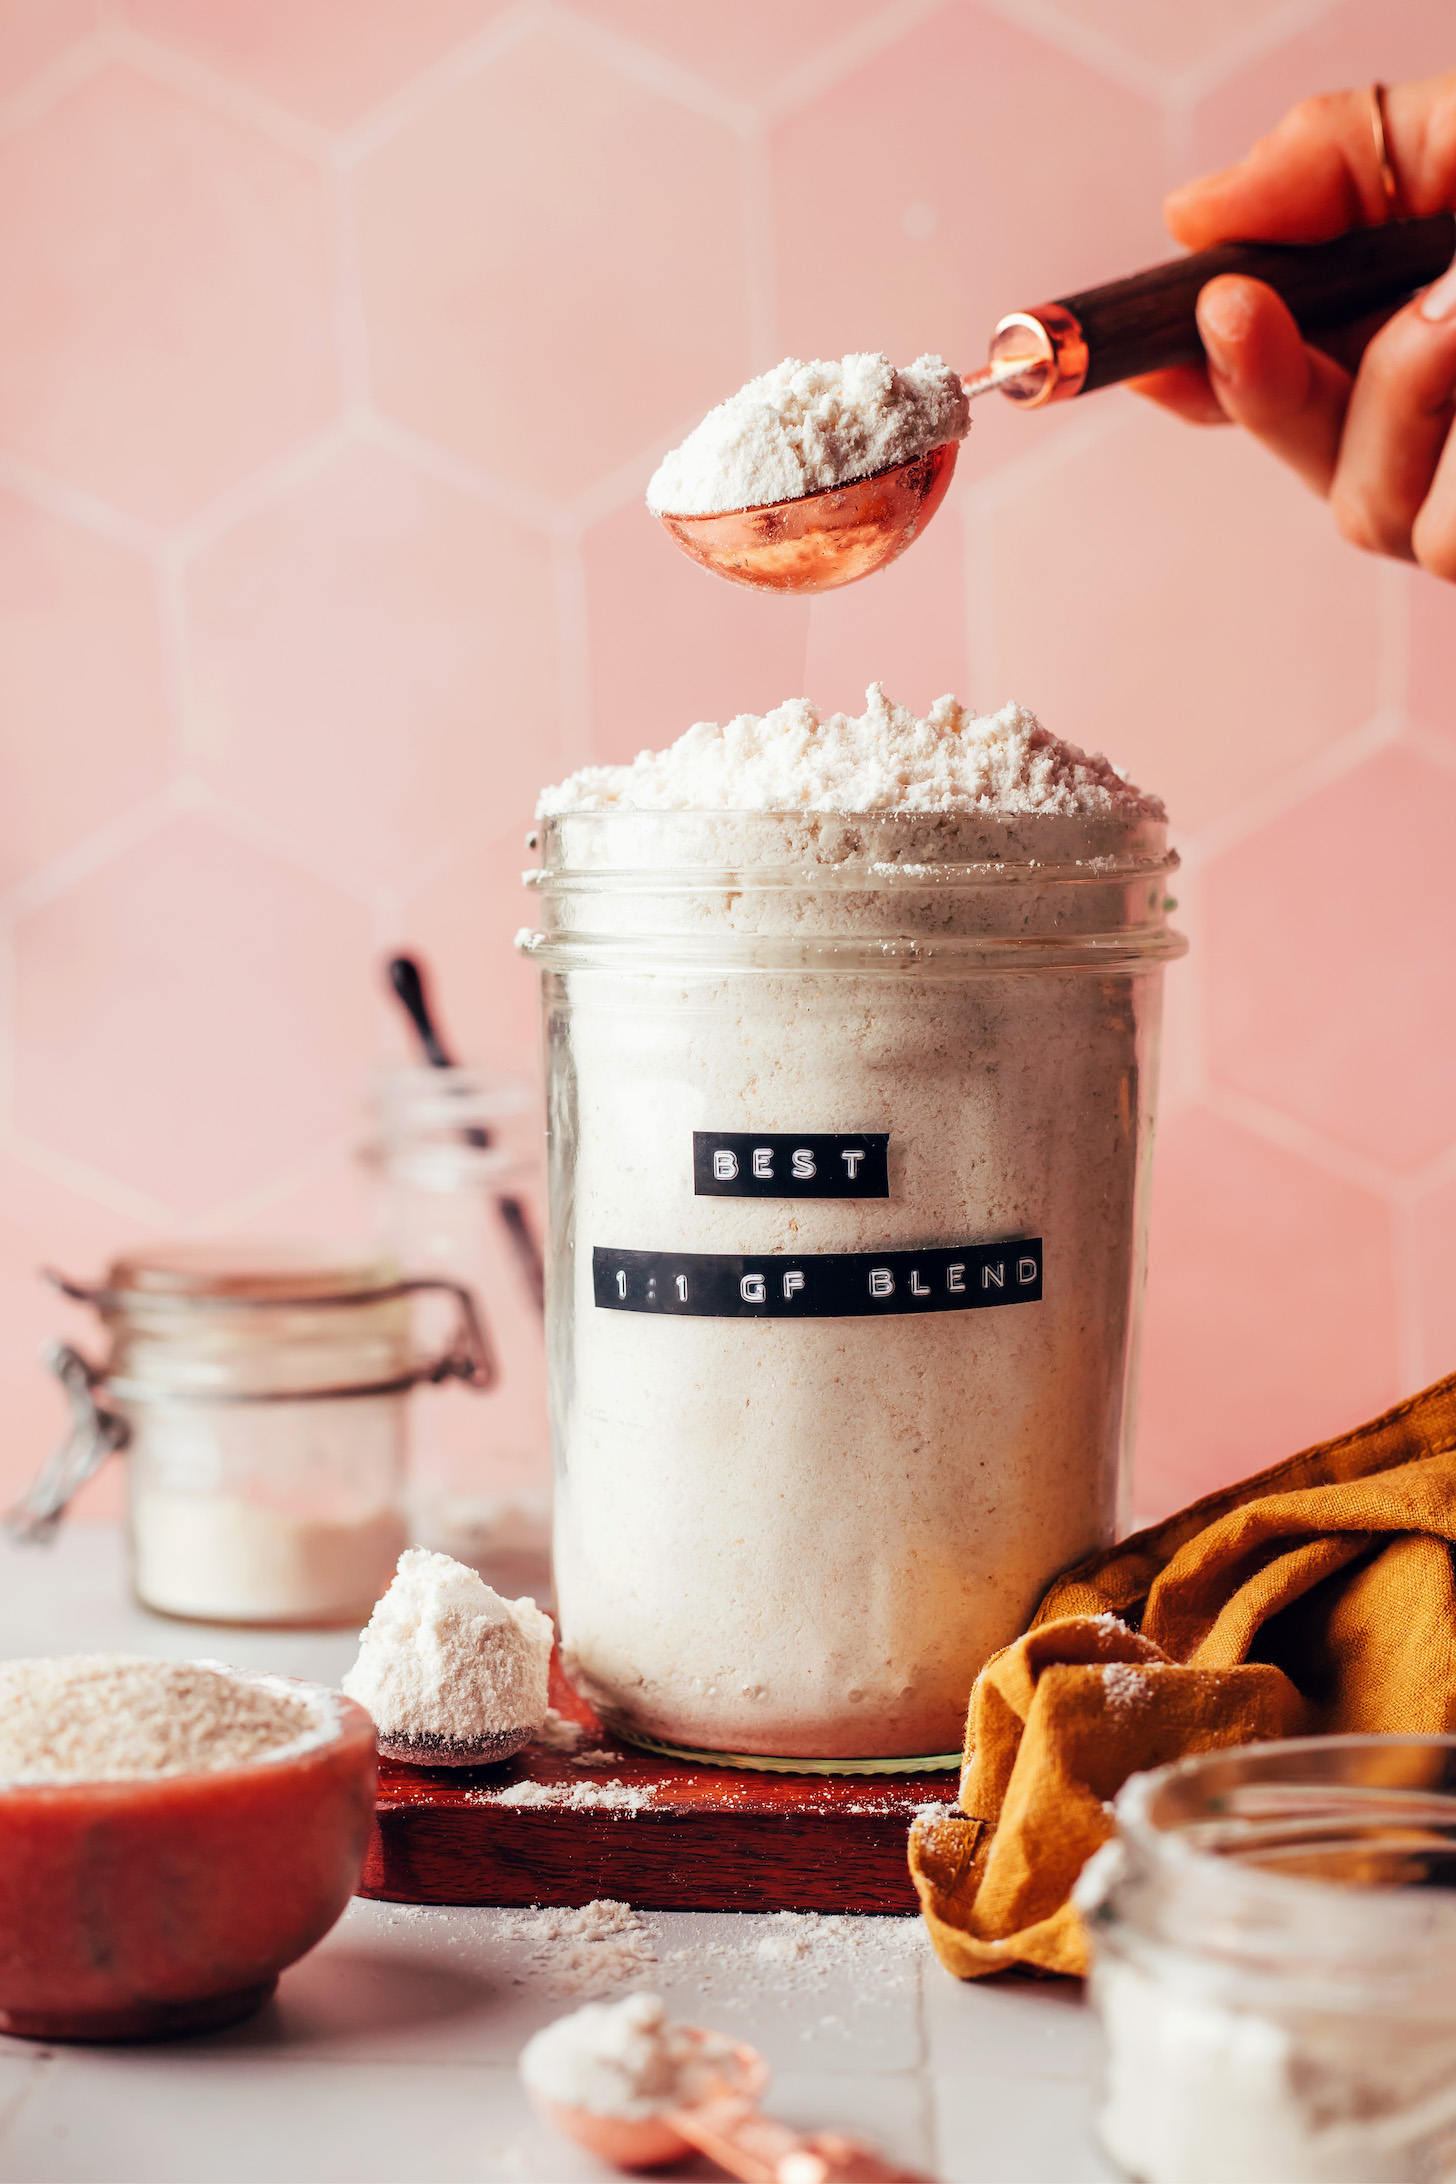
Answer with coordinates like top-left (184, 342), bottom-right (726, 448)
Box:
top-left (0, 1529), bottom-right (1119, 2184)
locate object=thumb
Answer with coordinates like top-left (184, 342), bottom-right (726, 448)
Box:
top-left (1196, 274), bottom-right (1352, 497)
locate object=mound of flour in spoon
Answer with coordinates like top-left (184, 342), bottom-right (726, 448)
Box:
top-left (538, 683), bottom-right (1163, 818)
top-left (342, 1548), bottom-right (553, 1766)
top-left (520, 1994), bottom-right (736, 2118)
top-left (646, 353), bottom-right (970, 516)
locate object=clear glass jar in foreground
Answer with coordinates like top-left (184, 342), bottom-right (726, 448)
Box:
top-left (8, 1240), bottom-right (492, 1627)
top-left (368, 1065), bottom-right (550, 1582)
top-left (519, 808), bottom-right (1185, 1769)
top-left (1078, 1736), bottom-right (1456, 2184)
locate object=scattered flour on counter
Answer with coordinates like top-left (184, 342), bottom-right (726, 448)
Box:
top-left (495, 1900), bottom-right (658, 1996)
top-left (519, 1993), bottom-right (737, 2118)
top-left (473, 1778), bottom-right (654, 1812)
top-left (538, 684), bottom-right (1163, 819)
top-left (0, 1656), bottom-right (324, 1783)
top-left (646, 353), bottom-right (970, 516)
top-left (660, 1912), bottom-right (928, 2003)
top-left (342, 1547), bottom-right (553, 1764)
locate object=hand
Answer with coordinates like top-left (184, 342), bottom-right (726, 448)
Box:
top-left (1133, 73), bottom-right (1456, 578)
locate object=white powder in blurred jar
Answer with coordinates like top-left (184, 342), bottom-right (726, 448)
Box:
top-left (129, 1491), bottom-right (405, 1626)
top-left (646, 354), bottom-right (971, 516)
top-left (530, 687), bottom-right (1172, 1761)
top-left (343, 1547), bottom-right (553, 1764)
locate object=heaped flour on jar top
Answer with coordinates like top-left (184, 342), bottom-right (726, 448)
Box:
top-left (521, 686), bottom-right (1181, 1766)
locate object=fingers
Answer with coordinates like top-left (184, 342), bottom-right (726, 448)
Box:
top-left (1164, 72), bottom-right (1456, 251)
top-left (1194, 275), bottom-right (1352, 496)
top-left (1336, 291), bottom-right (1456, 564)
top-left (1127, 362), bottom-right (1230, 426)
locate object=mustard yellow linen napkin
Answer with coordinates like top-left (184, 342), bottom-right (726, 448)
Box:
top-left (909, 1370), bottom-right (1456, 1979)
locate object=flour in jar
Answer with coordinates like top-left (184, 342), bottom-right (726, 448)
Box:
top-left (646, 355), bottom-right (970, 516)
top-left (528, 687), bottom-right (1175, 1761)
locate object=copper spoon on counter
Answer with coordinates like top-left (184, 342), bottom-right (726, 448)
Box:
top-left (530, 2028), bottom-right (931, 2181)
top-left (658, 211), bottom-right (1456, 595)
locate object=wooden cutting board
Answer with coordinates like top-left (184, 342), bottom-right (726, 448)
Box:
top-left (358, 1665), bottom-right (957, 1915)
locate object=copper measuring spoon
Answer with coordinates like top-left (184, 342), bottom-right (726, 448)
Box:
top-left (529, 2027), bottom-right (930, 2181)
top-left (657, 212), bottom-right (1456, 595)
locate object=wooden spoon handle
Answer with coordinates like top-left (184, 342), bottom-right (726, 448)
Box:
top-left (1071, 211), bottom-right (1456, 389)
top-left (675, 2097), bottom-right (932, 2183)
top-left (996, 213), bottom-right (1456, 402)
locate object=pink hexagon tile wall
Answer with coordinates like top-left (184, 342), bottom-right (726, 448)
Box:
top-left (396, 818), bottom-right (546, 1080)
top-left (1204, 744), bottom-right (1456, 1175)
top-left (1190, 0), bottom-right (1456, 181)
top-left (988, 401), bottom-right (1382, 834)
top-left (1030, 0), bottom-right (1302, 79)
top-left (0, 0), bottom-right (103, 106)
top-left (121, 0), bottom-right (511, 131)
top-left (0, 63), bottom-right (336, 524)
top-left (1410, 571), bottom-right (1456, 749)
top-left (0, 489), bottom-right (169, 891)
top-left (14, 812), bottom-right (375, 1216)
top-left (770, 5), bottom-right (1167, 414)
top-left (560, 0), bottom-right (893, 103)
top-left (584, 500), bottom-right (811, 766)
top-left (1, 0), bottom-right (1454, 1532)
top-left (1135, 1107), bottom-right (1399, 1524)
top-left (803, 488), bottom-right (969, 722)
top-left (354, 27), bottom-right (750, 501)
top-left (185, 435), bottom-right (560, 883)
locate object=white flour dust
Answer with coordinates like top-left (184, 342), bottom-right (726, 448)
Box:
top-left (539, 684), bottom-right (1163, 819)
top-left (472, 1779), bottom-right (654, 1812)
top-left (1101, 1662), bottom-right (1153, 1712)
top-left (646, 353), bottom-right (969, 515)
top-left (343, 1548), bottom-right (553, 1765)
top-left (0, 1656), bottom-right (329, 1784)
top-left (519, 1993), bottom-right (736, 2118)
top-left (493, 1900), bottom-right (658, 1997)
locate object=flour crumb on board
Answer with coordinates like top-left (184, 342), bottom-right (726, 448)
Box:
top-left (470, 1778), bottom-right (654, 1812)
top-left (535, 1708), bottom-right (584, 1752)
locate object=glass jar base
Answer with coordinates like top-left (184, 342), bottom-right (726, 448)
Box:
top-left (615, 1727), bottom-right (963, 1775)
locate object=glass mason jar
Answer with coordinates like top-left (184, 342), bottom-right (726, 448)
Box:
top-left (367, 1064), bottom-right (550, 1580)
top-left (9, 1240), bottom-right (492, 1627)
top-left (1078, 1736), bottom-right (1456, 2184)
top-left (519, 806), bottom-right (1185, 1769)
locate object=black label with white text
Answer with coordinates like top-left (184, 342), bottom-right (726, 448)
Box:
top-left (592, 1239), bottom-right (1042, 1319)
top-left (692, 1131), bottom-right (889, 1198)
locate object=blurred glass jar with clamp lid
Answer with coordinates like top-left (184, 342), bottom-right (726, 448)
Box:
top-left (5, 1239), bottom-right (494, 1628)
top-left (366, 1062), bottom-right (549, 1591)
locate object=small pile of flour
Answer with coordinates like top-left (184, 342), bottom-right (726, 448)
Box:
top-left (536, 1707), bottom-right (585, 1753)
top-left (342, 1548), bottom-right (553, 1766)
top-left (538, 684), bottom-right (1163, 819)
top-left (498, 1900), bottom-right (657, 1996)
top-left (0, 1656), bottom-right (320, 1784)
top-left (647, 353), bottom-right (969, 515)
top-left (520, 1993), bottom-right (737, 2118)
top-left (473, 1778), bottom-right (654, 1812)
